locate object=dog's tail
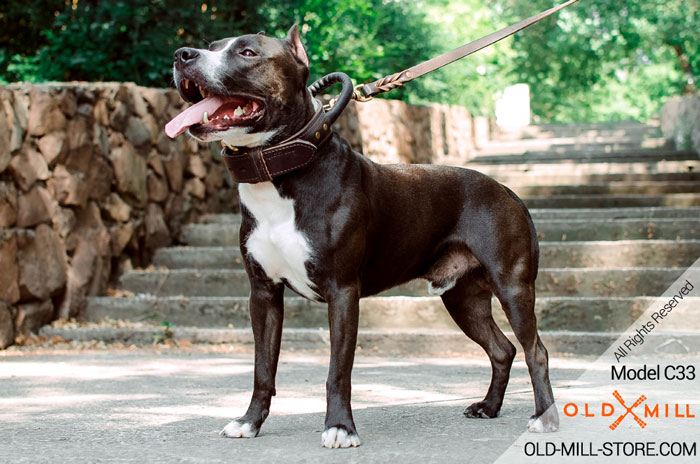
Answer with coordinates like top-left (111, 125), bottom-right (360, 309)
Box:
top-left (503, 185), bottom-right (539, 280)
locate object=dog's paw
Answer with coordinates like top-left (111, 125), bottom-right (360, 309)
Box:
top-left (220, 420), bottom-right (258, 438)
top-left (463, 401), bottom-right (500, 419)
top-left (527, 407), bottom-right (559, 433)
top-left (321, 427), bottom-right (361, 448)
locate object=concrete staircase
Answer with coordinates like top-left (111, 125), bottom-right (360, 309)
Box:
top-left (44, 121), bottom-right (700, 354)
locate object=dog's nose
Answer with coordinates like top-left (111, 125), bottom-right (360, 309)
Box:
top-left (174, 47), bottom-right (200, 65)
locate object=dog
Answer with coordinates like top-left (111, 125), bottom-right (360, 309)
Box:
top-left (165, 25), bottom-right (558, 448)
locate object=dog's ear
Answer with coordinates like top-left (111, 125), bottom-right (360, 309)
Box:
top-left (286, 24), bottom-right (309, 67)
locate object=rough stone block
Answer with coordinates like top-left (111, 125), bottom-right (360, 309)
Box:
top-left (48, 164), bottom-right (88, 207)
top-left (104, 193), bottom-right (132, 222)
top-left (9, 149), bottom-right (50, 191)
top-left (204, 166), bottom-right (224, 195)
top-left (110, 101), bottom-right (130, 132)
top-left (17, 224), bottom-right (67, 301)
top-left (27, 88), bottom-right (67, 136)
top-left (185, 177), bottom-right (206, 199)
top-left (58, 89), bottom-right (78, 117)
top-left (86, 154), bottom-right (113, 201)
top-left (163, 152), bottom-right (184, 192)
top-left (0, 181), bottom-right (17, 227)
top-left (148, 151), bottom-right (165, 176)
top-left (187, 155), bottom-right (207, 178)
top-left (15, 299), bottom-right (54, 334)
top-left (110, 222), bottom-right (134, 256)
top-left (59, 239), bottom-right (97, 319)
top-left (0, 95), bottom-right (11, 173)
top-left (37, 131), bottom-right (69, 166)
top-left (52, 206), bottom-right (76, 238)
top-left (0, 302), bottom-right (14, 349)
top-left (3, 89), bottom-right (28, 153)
top-left (67, 117), bottom-right (91, 152)
top-left (126, 116), bottom-right (151, 147)
top-left (0, 232), bottom-right (20, 303)
top-left (141, 88), bottom-right (169, 120)
top-left (147, 172), bottom-right (170, 203)
top-left (110, 142), bottom-right (147, 205)
top-left (93, 99), bottom-right (109, 126)
top-left (145, 203), bottom-right (171, 250)
top-left (16, 185), bottom-right (54, 227)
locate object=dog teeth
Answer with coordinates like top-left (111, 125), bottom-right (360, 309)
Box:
top-left (202, 112), bottom-right (209, 124)
top-left (234, 106), bottom-right (244, 117)
top-left (183, 79), bottom-right (190, 89)
top-left (223, 115), bottom-right (230, 120)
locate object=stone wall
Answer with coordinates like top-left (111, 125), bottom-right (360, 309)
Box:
top-left (661, 96), bottom-right (700, 155)
top-left (0, 83), bottom-right (237, 348)
top-left (0, 82), bottom-right (478, 349)
top-left (335, 99), bottom-right (476, 165)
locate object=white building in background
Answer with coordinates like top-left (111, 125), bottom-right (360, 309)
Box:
top-left (495, 83), bottom-right (531, 128)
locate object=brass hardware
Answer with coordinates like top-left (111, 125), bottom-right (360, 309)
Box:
top-left (323, 97), bottom-right (339, 111)
top-left (315, 131), bottom-right (321, 139)
top-left (323, 124), bottom-right (328, 131)
top-left (221, 141), bottom-right (239, 152)
top-left (352, 84), bottom-right (373, 103)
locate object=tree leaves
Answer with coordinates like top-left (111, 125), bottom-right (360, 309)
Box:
top-left (1, 0), bottom-right (696, 122)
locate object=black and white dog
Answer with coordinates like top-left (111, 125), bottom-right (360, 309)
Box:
top-left (166, 25), bottom-right (558, 448)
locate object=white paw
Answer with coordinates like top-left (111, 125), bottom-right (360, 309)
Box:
top-left (527, 415), bottom-right (558, 433)
top-left (220, 420), bottom-right (257, 438)
top-left (321, 427), bottom-right (361, 448)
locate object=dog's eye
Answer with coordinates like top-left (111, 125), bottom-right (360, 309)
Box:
top-left (241, 49), bottom-right (258, 57)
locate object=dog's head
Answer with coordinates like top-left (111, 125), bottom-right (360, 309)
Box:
top-left (165, 25), bottom-right (312, 147)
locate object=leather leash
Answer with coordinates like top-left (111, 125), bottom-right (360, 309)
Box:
top-left (357, 0), bottom-right (579, 100)
top-left (221, 1), bottom-right (579, 184)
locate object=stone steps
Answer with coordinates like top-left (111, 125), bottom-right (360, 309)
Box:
top-left (466, 160), bottom-right (700, 177)
top-left (494, 122), bottom-right (663, 140)
top-left (474, 138), bottom-right (670, 156)
top-left (154, 240), bottom-right (700, 270)
top-left (55, 121), bottom-right (699, 354)
top-left (523, 193), bottom-right (700, 208)
top-left (39, 324), bottom-right (700, 356)
top-left (470, 148), bottom-right (696, 165)
top-left (500, 172), bottom-right (700, 187)
top-left (511, 181), bottom-right (700, 196)
top-left (118, 267), bottom-right (700, 298)
top-left (179, 217), bottom-right (700, 247)
top-left (200, 207), bottom-right (700, 223)
top-left (528, 207), bottom-right (700, 219)
top-left (83, 295), bottom-right (700, 333)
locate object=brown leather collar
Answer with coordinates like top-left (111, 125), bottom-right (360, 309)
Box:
top-left (220, 105), bottom-right (332, 184)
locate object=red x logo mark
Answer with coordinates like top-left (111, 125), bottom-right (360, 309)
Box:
top-left (610, 390), bottom-right (647, 430)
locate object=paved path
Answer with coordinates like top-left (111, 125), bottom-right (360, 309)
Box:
top-left (0, 349), bottom-right (586, 463)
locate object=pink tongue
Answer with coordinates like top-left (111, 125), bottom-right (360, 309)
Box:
top-left (164, 97), bottom-right (226, 138)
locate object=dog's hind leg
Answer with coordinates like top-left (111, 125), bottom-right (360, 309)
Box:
top-left (441, 279), bottom-right (516, 419)
top-left (491, 274), bottom-right (558, 433)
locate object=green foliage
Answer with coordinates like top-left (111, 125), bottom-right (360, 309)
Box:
top-left (498, 0), bottom-right (699, 122)
top-left (1, 0), bottom-right (697, 122)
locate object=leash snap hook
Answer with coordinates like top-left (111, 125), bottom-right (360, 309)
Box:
top-left (352, 84), bottom-right (373, 103)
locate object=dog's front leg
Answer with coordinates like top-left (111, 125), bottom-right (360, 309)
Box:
top-left (322, 286), bottom-right (362, 448)
top-left (222, 278), bottom-right (284, 439)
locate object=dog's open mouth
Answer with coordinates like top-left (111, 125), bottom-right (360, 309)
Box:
top-left (164, 79), bottom-right (264, 138)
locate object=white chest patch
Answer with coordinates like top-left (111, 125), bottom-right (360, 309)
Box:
top-left (239, 182), bottom-right (320, 300)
